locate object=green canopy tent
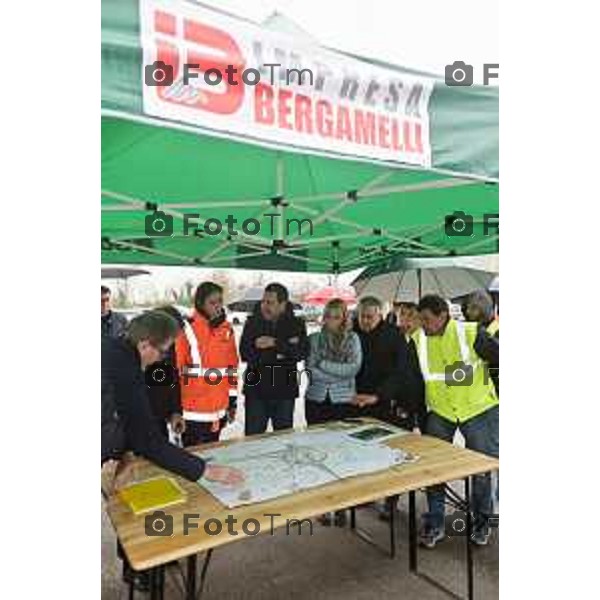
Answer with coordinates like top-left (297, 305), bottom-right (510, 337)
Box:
top-left (102, 0), bottom-right (498, 274)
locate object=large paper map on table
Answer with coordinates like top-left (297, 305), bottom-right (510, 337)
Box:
top-left (196, 428), bottom-right (410, 508)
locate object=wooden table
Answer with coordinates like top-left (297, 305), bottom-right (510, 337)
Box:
top-left (106, 420), bottom-right (499, 600)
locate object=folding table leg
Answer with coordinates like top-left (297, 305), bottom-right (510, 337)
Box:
top-left (149, 566), bottom-right (164, 600)
top-left (465, 476), bottom-right (474, 600)
top-left (387, 494), bottom-right (399, 558)
top-left (408, 490), bottom-right (418, 572)
top-left (185, 555), bottom-right (197, 600)
top-left (198, 549), bottom-right (214, 599)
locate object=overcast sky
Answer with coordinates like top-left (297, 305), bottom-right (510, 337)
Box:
top-left (103, 0), bottom-right (499, 302)
top-left (200, 0), bottom-right (499, 81)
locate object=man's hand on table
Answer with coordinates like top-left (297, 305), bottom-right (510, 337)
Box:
top-left (101, 454), bottom-right (138, 497)
top-left (203, 464), bottom-right (245, 486)
top-left (350, 394), bottom-right (378, 408)
top-left (169, 413), bottom-right (186, 435)
top-left (101, 459), bottom-right (119, 497)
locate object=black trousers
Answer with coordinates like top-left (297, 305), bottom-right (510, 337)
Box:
top-left (182, 418), bottom-right (227, 448)
top-left (305, 397), bottom-right (359, 426)
top-left (245, 396), bottom-right (295, 436)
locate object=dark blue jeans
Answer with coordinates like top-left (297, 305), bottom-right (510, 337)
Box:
top-left (423, 405), bottom-right (499, 533)
top-left (245, 396), bottom-right (295, 436)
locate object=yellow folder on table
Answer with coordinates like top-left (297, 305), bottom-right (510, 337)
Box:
top-left (118, 477), bottom-right (187, 515)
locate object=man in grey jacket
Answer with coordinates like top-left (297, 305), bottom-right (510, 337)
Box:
top-left (101, 285), bottom-right (128, 338)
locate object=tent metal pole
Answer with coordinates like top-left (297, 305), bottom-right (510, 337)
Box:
top-left (275, 152), bottom-right (285, 242)
top-left (197, 207), bottom-right (274, 262)
top-left (101, 190), bottom-right (274, 246)
top-left (105, 239), bottom-right (197, 264)
top-left (111, 177), bottom-right (485, 214)
top-left (292, 203), bottom-right (447, 256)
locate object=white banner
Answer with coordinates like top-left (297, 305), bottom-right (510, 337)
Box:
top-left (140, 0), bottom-right (433, 167)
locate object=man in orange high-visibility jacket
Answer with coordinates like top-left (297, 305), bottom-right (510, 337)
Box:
top-left (175, 282), bottom-right (239, 447)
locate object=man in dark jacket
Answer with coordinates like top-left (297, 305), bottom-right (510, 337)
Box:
top-left (101, 285), bottom-right (128, 338)
top-left (352, 296), bottom-right (425, 428)
top-left (101, 310), bottom-right (243, 488)
top-left (146, 306), bottom-right (187, 442)
top-left (240, 283), bottom-right (309, 435)
top-left (465, 290), bottom-right (499, 396)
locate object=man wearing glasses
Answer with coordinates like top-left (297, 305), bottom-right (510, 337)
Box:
top-left (101, 309), bottom-right (243, 491)
top-left (102, 310), bottom-right (243, 591)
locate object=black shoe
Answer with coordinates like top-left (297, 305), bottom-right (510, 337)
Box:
top-left (318, 513), bottom-right (335, 526)
top-left (123, 565), bottom-right (151, 592)
top-left (378, 509), bottom-right (391, 522)
top-left (334, 511), bottom-right (347, 527)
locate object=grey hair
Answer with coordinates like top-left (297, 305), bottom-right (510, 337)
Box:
top-left (467, 290), bottom-right (495, 321)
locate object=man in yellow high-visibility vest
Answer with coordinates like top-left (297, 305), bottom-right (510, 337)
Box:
top-left (416, 295), bottom-right (499, 548)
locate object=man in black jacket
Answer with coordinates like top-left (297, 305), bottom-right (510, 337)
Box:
top-left (101, 310), bottom-right (242, 489)
top-left (240, 283), bottom-right (309, 435)
top-left (352, 296), bottom-right (425, 428)
top-left (146, 306), bottom-right (188, 442)
top-left (465, 290), bottom-right (500, 396)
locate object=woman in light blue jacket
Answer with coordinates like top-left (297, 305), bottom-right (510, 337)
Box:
top-left (305, 298), bottom-right (363, 426)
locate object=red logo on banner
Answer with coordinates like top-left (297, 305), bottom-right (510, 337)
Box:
top-left (153, 10), bottom-right (245, 114)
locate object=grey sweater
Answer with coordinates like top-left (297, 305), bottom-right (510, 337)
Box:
top-left (305, 331), bottom-right (363, 404)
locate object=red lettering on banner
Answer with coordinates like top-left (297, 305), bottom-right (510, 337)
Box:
top-left (355, 110), bottom-right (376, 146)
top-left (249, 85), bottom-right (425, 158)
top-left (155, 10), bottom-right (176, 36)
top-left (254, 84), bottom-right (275, 124)
top-left (295, 94), bottom-right (313, 134)
top-left (335, 106), bottom-right (353, 142)
top-left (414, 122), bottom-right (423, 154)
top-left (316, 100), bottom-right (333, 137)
top-left (391, 119), bottom-right (403, 151)
top-left (277, 89), bottom-right (293, 130)
top-left (155, 11), bottom-right (245, 114)
top-left (404, 120), bottom-right (421, 153)
top-left (378, 116), bottom-right (390, 149)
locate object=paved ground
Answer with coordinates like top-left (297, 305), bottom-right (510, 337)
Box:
top-left (102, 491), bottom-right (498, 599)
